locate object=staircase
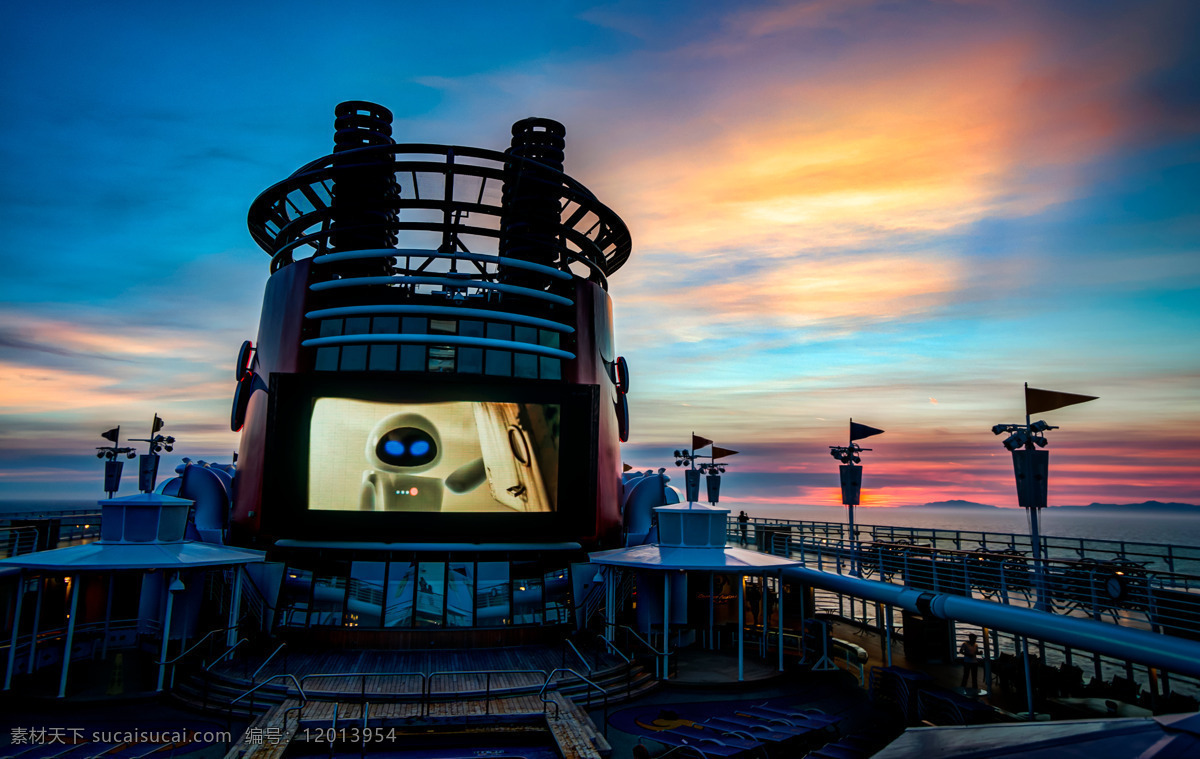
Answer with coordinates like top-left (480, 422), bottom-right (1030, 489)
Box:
top-left (172, 641), bottom-right (658, 720)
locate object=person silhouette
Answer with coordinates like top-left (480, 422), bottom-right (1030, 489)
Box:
top-left (960, 633), bottom-right (981, 689)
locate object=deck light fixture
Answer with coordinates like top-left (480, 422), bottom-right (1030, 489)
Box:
top-left (994, 383), bottom-right (1097, 610)
top-left (831, 419), bottom-right (885, 577)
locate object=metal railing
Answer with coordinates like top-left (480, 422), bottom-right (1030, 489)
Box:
top-left (230, 674), bottom-right (308, 714)
top-left (205, 638), bottom-right (248, 671)
top-left (619, 624), bottom-right (676, 680)
top-left (736, 520), bottom-right (1200, 642)
top-left (251, 642), bottom-right (287, 683)
top-left (563, 638), bottom-right (593, 674)
top-left (157, 624), bottom-right (239, 689)
top-left (539, 667), bottom-right (609, 737)
top-left (299, 671), bottom-right (428, 713)
top-left (733, 516), bottom-right (1200, 574)
top-left (426, 668), bottom-right (546, 715)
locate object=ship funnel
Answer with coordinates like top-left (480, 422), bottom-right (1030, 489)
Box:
top-left (500, 117), bottom-right (567, 288)
top-left (328, 100), bottom-right (399, 265)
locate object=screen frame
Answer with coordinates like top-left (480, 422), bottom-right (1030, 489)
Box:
top-left (263, 373), bottom-right (599, 543)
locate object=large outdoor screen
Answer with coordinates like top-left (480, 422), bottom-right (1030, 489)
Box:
top-left (308, 399), bottom-right (560, 513)
top-left (262, 374), bottom-right (598, 542)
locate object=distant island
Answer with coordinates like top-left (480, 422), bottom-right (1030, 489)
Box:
top-left (905, 499), bottom-right (1200, 513)
top-left (911, 500), bottom-right (1000, 509)
top-left (1048, 500), bottom-right (1200, 513)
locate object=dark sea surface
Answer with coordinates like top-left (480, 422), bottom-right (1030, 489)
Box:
top-left (5, 498), bottom-right (1200, 548)
top-left (0, 500), bottom-right (102, 517)
top-left (746, 503), bottom-right (1200, 548)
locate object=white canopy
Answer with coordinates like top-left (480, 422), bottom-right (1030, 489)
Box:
top-left (589, 543), bottom-right (797, 572)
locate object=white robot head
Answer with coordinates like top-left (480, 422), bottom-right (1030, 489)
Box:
top-left (365, 413), bottom-right (443, 474)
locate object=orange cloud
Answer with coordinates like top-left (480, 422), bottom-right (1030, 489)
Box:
top-left (621, 252), bottom-right (961, 333)
top-left (2, 311), bottom-right (227, 362)
top-left (583, 14), bottom-right (1152, 260)
top-left (0, 362), bottom-right (133, 413)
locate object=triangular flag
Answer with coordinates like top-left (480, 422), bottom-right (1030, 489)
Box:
top-left (152, 414), bottom-right (165, 433)
top-left (622, 463), bottom-right (633, 472)
top-left (1026, 386), bottom-right (1098, 415)
top-left (692, 434), bottom-right (712, 450)
top-left (711, 446), bottom-right (739, 459)
top-left (850, 421), bottom-right (884, 441)
top-left (101, 427), bottom-right (119, 443)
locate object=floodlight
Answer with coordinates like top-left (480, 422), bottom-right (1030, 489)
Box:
top-left (1002, 431), bottom-right (1027, 451)
top-left (96, 452), bottom-right (104, 459)
top-left (992, 424), bottom-right (1008, 435)
top-left (673, 450), bottom-right (680, 457)
top-left (127, 452), bottom-right (136, 459)
top-left (1032, 436), bottom-right (1047, 448)
top-left (852, 455), bottom-right (861, 463)
top-left (675, 460), bottom-right (682, 466)
top-left (1030, 420), bottom-right (1057, 433)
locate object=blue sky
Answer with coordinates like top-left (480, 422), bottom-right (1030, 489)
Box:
top-left (1, 1), bottom-right (1198, 509)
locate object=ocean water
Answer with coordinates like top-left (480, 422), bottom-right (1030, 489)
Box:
top-left (0, 500), bottom-right (101, 517)
top-left (5, 499), bottom-right (1200, 548)
top-left (742, 504), bottom-right (1200, 549)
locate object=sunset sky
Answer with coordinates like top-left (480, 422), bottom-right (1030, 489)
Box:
top-left (1, 1), bottom-right (1197, 510)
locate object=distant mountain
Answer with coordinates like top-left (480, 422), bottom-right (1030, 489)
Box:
top-left (911, 500), bottom-right (1000, 509)
top-left (1049, 501), bottom-right (1200, 513)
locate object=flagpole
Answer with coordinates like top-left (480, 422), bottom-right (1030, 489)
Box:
top-left (1022, 383), bottom-right (1049, 612)
top-left (847, 418), bottom-right (858, 577)
top-left (1023, 384), bottom-right (1041, 560)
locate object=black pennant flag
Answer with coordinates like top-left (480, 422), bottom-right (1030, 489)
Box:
top-left (849, 421), bottom-right (885, 441)
top-left (711, 446), bottom-right (739, 459)
top-left (152, 414), bottom-right (164, 433)
top-left (101, 427), bottom-right (119, 443)
top-left (1026, 386), bottom-right (1098, 415)
top-left (691, 434), bottom-right (713, 450)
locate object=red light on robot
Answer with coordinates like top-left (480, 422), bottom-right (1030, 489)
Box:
top-left (409, 487), bottom-right (418, 496)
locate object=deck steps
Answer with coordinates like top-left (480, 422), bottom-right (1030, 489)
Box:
top-left (225, 691), bottom-right (610, 759)
top-left (176, 641), bottom-right (657, 719)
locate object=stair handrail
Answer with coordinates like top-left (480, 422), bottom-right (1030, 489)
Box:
top-left (204, 637), bottom-right (248, 671)
top-left (564, 638), bottom-right (593, 674)
top-left (248, 638), bottom-right (285, 682)
top-left (156, 625), bottom-right (238, 665)
top-left (619, 625), bottom-right (667, 656)
top-left (231, 673), bottom-right (308, 706)
top-left (596, 634), bottom-right (631, 664)
top-left (425, 668), bottom-right (547, 705)
top-left (539, 668), bottom-right (610, 739)
top-left (619, 624), bottom-right (674, 679)
top-left (539, 667), bottom-right (609, 731)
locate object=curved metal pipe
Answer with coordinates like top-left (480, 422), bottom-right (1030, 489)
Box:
top-left (784, 565), bottom-right (1200, 678)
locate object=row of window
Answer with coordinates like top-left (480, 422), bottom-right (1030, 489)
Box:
top-left (313, 316), bottom-right (565, 379)
top-left (278, 560), bottom-right (571, 629)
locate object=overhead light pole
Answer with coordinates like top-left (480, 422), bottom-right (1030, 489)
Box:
top-left (674, 433), bottom-right (739, 507)
top-left (95, 426), bottom-right (137, 498)
top-left (992, 383), bottom-right (1097, 610)
top-left (129, 414), bottom-right (176, 494)
top-left (830, 419), bottom-right (884, 577)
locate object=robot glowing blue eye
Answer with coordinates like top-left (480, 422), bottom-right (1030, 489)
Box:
top-left (376, 426), bottom-right (438, 467)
